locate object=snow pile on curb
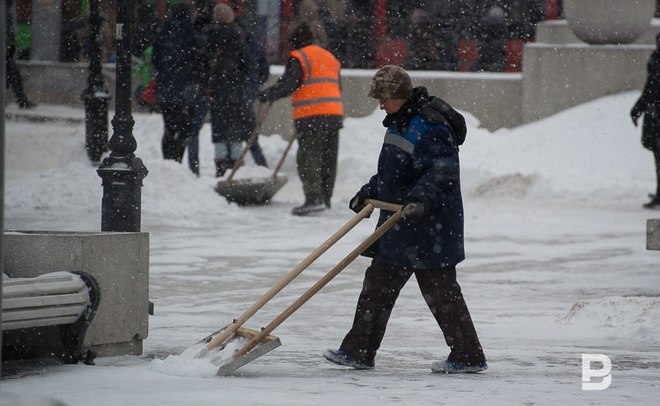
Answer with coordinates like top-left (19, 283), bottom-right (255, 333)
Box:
top-left (561, 296), bottom-right (660, 343)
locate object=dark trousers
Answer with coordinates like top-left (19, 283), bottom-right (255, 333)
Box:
top-left (340, 262), bottom-right (486, 366)
top-left (296, 126), bottom-right (339, 206)
top-left (161, 103), bottom-right (193, 163)
top-left (654, 138), bottom-right (660, 198)
top-left (6, 58), bottom-right (29, 103)
top-left (250, 140), bottom-right (268, 167)
top-left (188, 95), bottom-right (208, 175)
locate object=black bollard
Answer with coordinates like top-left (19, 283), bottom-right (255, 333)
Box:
top-left (82, 0), bottom-right (110, 164)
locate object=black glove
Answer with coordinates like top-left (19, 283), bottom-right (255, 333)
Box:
top-left (631, 105), bottom-right (643, 126)
top-left (401, 200), bottom-right (426, 224)
top-left (349, 190), bottom-right (369, 213)
top-left (257, 90), bottom-right (270, 103)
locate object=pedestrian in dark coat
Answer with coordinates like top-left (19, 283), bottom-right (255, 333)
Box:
top-left (324, 66), bottom-right (487, 374)
top-left (631, 32), bottom-right (660, 209)
top-left (206, 3), bottom-right (255, 177)
top-left (153, 2), bottom-right (196, 163)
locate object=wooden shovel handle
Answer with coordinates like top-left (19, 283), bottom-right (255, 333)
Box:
top-left (227, 102), bottom-right (273, 183)
top-left (232, 202), bottom-right (403, 359)
top-left (271, 129), bottom-right (296, 180)
top-left (205, 203), bottom-right (376, 351)
top-left (364, 198), bottom-right (402, 212)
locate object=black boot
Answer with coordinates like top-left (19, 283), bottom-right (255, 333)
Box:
top-left (643, 197), bottom-right (660, 209)
top-left (291, 201), bottom-right (327, 216)
top-left (18, 99), bottom-right (36, 109)
top-left (215, 159), bottom-right (231, 178)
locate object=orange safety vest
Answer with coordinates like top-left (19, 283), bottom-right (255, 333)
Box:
top-left (290, 45), bottom-right (344, 120)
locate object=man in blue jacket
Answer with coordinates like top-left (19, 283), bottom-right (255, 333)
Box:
top-left (324, 65), bottom-right (487, 374)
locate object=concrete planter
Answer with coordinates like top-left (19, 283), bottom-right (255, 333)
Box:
top-left (3, 231), bottom-right (150, 357)
top-left (565, 0), bottom-right (655, 44)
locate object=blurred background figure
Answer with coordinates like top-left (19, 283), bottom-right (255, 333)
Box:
top-left (292, 0), bottom-right (328, 49)
top-left (320, 0), bottom-right (349, 68)
top-left (135, 45), bottom-right (156, 111)
top-left (5, 0), bottom-right (35, 109)
top-left (343, 0), bottom-right (374, 68)
top-left (405, 8), bottom-right (440, 70)
top-left (134, 0), bottom-right (161, 57)
top-left (186, 0), bottom-right (214, 176)
top-left (153, 2), bottom-right (196, 164)
top-left (473, 5), bottom-right (507, 72)
top-left (206, 2), bottom-right (255, 177)
top-left (237, 10), bottom-right (271, 168)
top-left (631, 32), bottom-right (660, 209)
top-left (59, 1), bottom-right (87, 63)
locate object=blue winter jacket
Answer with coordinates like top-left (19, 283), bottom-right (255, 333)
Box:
top-left (360, 87), bottom-right (466, 270)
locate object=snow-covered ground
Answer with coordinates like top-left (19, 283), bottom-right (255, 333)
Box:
top-left (2, 91), bottom-right (659, 405)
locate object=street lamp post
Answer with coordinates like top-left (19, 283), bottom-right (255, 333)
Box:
top-left (82, 0), bottom-right (110, 164)
top-left (97, 0), bottom-right (148, 232)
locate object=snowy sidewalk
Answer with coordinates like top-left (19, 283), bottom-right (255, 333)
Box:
top-left (3, 94), bottom-right (660, 405)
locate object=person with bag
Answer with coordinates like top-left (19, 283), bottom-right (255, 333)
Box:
top-left (631, 32), bottom-right (660, 209)
top-left (323, 65), bottom-right (488, 374)
top-left (136, 45), bottom-right (156, 110)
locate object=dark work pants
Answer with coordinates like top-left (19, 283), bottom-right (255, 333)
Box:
top-left (340, 262), bottom-right (486, 366)
top-left (188, 94), bottom-right (207, 175)
top-left (161, 103), bottom-right (193, 163)
top-left (6, 58), bottom-right (29, 103)
top-left (296, 126), bottom-right (339, 207)
top-left (654, 138), bottom-right (660, 198)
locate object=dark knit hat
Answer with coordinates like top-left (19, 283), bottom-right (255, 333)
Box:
top-left (368, 65), bottom-right (413, 100)
top-left (289, 22), bottom-right (314, 49)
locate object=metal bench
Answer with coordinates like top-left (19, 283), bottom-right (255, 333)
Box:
top-left (2, 271), bottom-right (100, 364)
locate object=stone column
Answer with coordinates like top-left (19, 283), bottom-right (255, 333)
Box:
top-left (31, 0), bottom-right (62, 61)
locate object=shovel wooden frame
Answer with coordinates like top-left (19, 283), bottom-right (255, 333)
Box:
top-left (202, 199), bottom-right (376, 354)
top-left (207, 199), bottom-right (403, 375)
top-left (216, 104), bottom-right (296, 205)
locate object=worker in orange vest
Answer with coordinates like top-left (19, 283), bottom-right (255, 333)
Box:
top-left (258, 22), bottom-right (344, 216)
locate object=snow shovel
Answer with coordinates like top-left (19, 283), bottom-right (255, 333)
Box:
top-left (195, 199), bottom-right (403, 376)
top-left (196, 200), bottom-right (377, 358)
top-left (215, 103), bottom-right (292, 205)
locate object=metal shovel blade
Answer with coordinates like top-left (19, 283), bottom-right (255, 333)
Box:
top-left (196, 325), bottom-right (281, 376)
top-left (215, 175), bottom-right (288, 206)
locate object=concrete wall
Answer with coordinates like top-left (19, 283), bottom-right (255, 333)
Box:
top-left (13, 62), bottom-right (521, 132)
top-left (3, 231), bottom-right (150, 357)
top-left (260, 69), bottom-right (522, 135)
top-left (14, 61), bottom-right (118, 108)
top-left (522, 43), bottom-right (652, 123)
top-left (648, 219), bottom-right (660, 250)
